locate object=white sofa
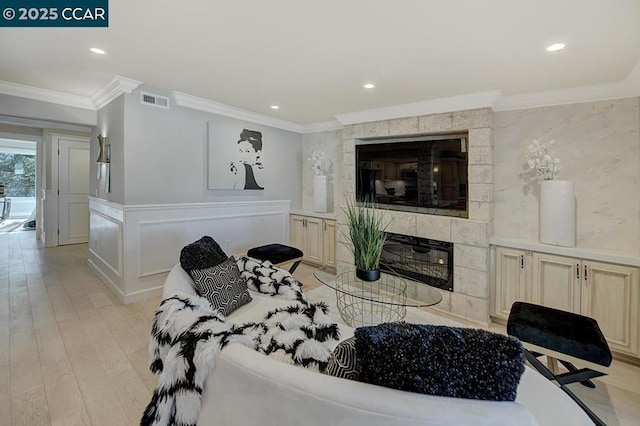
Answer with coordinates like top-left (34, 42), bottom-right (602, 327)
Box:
top-left (163, 264), bottom-right (594, 426)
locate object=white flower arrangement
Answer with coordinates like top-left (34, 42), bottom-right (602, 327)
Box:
top-left (308, 149), bottom-right (332, 176)
top-left (527, 139), bottom-right (561, 181)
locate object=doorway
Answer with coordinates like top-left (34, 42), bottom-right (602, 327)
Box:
top-left (44, 134), bottom-right (90, 246)
top-left (0, 138), bottom-right (37, 233)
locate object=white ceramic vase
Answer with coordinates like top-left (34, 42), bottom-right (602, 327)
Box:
top-left (539, 180), bottom-right (576, 247)
top-left (313, 174), bottom-right (328, 213)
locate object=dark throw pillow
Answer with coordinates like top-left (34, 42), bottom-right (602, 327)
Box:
top-left (323, 337), bottom-right (360, 380)
top-left (180, 236), bottom-right (228, 273)
top-left (355, 323), bottom-right (525, 401)
top-left (190, 256), bottom-right (253, 316)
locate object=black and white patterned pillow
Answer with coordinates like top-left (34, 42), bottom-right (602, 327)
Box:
top-left (190, 256), bottom-right (253, 316)
top-left (323, 337), bottom-right (360, 380)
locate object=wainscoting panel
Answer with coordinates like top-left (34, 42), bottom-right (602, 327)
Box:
top-left (88, 197), bottom-right (291, 303)
top-left (89, 211), bottom-right (122, 276)
top-left (137, 212), bottom-right (288, 279)
top-left (88, 199), bottom-right (124, 301)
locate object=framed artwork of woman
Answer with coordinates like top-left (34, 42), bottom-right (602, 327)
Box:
top-left (229, 129), bottom-right (264, 190)
top-left (207, 123), bottom-right (266, 191)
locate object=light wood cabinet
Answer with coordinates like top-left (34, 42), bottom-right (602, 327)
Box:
top-left (492, 247), bottom-right (640, 357)
top-left (531, 252), bottom-right (581, 313)
top-left (493, 247), bottom-right (527, 319)
top-left (290, 214), bottom-right (336, 268)
top-left (323, 220), bottom-right (336, 268)
top-left (581, 260), bottom-right (639, 356)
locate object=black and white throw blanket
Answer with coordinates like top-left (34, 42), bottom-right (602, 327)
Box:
top-left (141, 257), bottom-right (339, 426)
top-left (236, 256), bottom-right (305, 302)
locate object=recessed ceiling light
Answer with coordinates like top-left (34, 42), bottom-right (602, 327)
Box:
top-left (546, 43), bottom-right (566, 52)
top-left (363, 83), bottom-right (375, 89)
top-left (90, 47), bottom-right (106, 55)
top-left (270, 105), bottom-right (280, 110)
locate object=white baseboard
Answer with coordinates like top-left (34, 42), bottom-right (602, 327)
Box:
top-left (123, 285), bottom-right (164, 304)
top-left (88, 258), bottom-right (125, 304)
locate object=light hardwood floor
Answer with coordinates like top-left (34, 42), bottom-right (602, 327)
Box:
top-left (1, 231), bottom-right (639, 425)
top-left (1, 232), bottom-right (160, 425)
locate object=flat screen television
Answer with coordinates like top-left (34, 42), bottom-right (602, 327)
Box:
top-left (356, 134), bottom-right (468, 218)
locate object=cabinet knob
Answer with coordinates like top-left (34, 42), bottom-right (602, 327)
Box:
top-left (576, 263), bottom-right (580, 279)
top-left (584, 265), bottom-right (588, 281)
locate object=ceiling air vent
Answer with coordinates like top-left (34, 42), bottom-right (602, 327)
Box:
top-left (140, 91), bottom-right (170, 109)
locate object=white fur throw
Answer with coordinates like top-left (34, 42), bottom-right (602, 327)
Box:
top-left (142, 265), bottom-right (339, 426)
top-left (236, 256), bottom-right (304, 302)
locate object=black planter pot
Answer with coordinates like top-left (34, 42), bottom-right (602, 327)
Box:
top-left (356, 267), bottom-right (380, 281)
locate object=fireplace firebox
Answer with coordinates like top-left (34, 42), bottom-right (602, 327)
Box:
top-left (379, 233), bottom-right (453, 291)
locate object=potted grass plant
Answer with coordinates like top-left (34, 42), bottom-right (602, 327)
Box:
top-left (343, 197), bottom-right (390, 281)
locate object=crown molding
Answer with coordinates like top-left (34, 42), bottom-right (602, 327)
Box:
top-left (0, 114), bottom-right (92, 133)
top-left (335, 90), bottom-right (502, 125)
top-left (92, 75), bottom-right (143, 110)
top-left (494, 79), bottom-right (639, 112)
top-left (172, 91), bottom-right (304, 133)
top-left (300, 120), bottom-right (342, 134)
top-left (0, 80), bottom-right (95, 110)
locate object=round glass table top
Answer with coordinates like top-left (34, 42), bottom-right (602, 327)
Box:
top-left (314, 267), bottom-right (443, 308)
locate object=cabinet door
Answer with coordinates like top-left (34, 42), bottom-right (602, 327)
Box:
top-left (290, 215), bottom-right (305, 253)
top-left (493, 247), bottom-right (527, 319)
top-left (304, 217), bottom-right (324, 264)
top-left (323, 220), bottom-right (337, 268)
top-left (384, 163), bottom-right (396, 180)
top-left (581, 261), bottom-right (639, 356)
top-left (531, 253), bottom-right (581, 313)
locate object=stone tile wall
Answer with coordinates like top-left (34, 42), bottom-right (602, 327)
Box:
top-left (338, 108), bottom-right (494, 324)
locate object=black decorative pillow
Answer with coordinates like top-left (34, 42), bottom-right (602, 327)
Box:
top-left (323, 337), bottom-right (360, 380)
top-left (180, 236), bottom-right (228, 273)
top-left (355, 323), bottom-right (525, 401)
top-left (190, 256), bottom-right (253, 316)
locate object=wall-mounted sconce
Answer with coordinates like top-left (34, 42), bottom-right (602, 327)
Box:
top-left (104, 143), bottom-right (111, 193)
top-left (96, 134), bottom-right (107, 163)
top-left (96, 134), bottom-right (111, 192)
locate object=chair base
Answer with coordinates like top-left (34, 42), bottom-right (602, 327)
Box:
top-left (523, 349), bottom-right (606, 426)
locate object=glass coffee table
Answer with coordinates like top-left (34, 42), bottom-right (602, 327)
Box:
top-left (314, 267), bottom-right (442, 327)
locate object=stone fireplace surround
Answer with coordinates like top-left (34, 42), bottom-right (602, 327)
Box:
top-left (336, 108), bottom-right (494, 324)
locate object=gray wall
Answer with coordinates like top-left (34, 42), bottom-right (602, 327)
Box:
top-left (0, 93), bottom-right (96, 126)
top-left (494, 97), bottom-right (640, 256)
top-left (95, 95), bottom-right (126, 203)
top-left (94, 87), bottom-right (303, 206)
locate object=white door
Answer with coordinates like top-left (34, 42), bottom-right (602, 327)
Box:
top-left (58, 138), bottom-right (90, 245)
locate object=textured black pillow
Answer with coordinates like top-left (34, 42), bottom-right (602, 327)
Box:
top-left (355, 323), bottom-right (525, 401)
top-left (190, 256), bottom-right (252, 316)
top-left (180, 236), bottom-right (228, 273)
top-left (323, 337), bottom-right (360, 380)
